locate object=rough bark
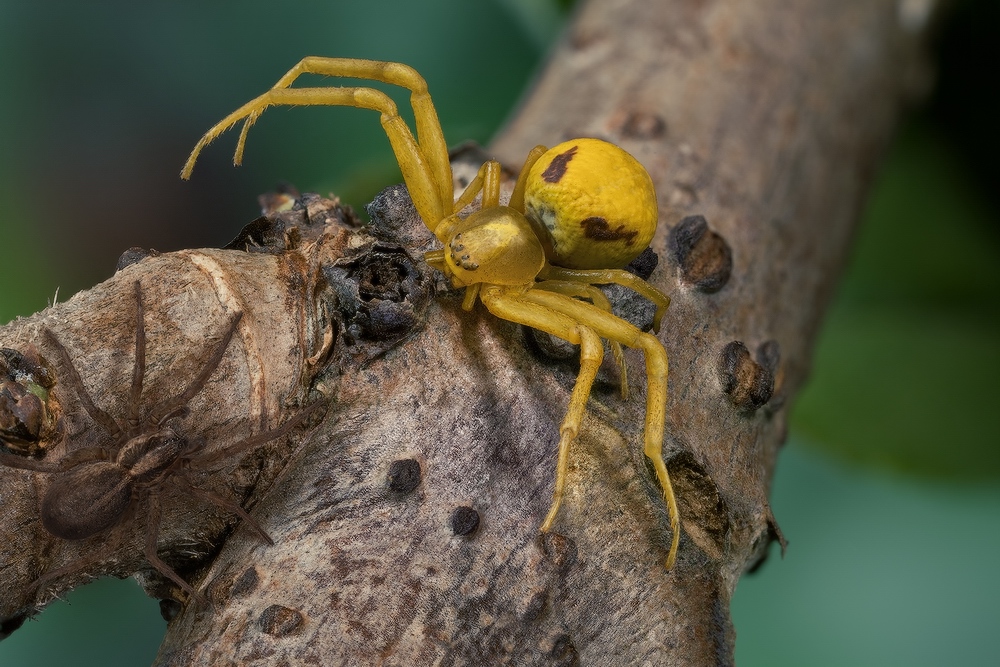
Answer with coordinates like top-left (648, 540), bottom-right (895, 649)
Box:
top-left (0, 0), bottom-right (935, 664)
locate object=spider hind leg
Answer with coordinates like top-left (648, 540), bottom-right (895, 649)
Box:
top-left (144, 492), bottom-right (203, 603)
top-left (174, 472), bottom-right (273, 546)
top-left (539, 265), bottom-right (670, 334)
top-left (535, 279), bottom-right (630, 399)
top-left (479, 285), bottom-right (679, 569)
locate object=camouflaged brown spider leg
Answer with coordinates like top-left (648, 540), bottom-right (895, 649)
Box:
top-left (127, 280), bottom-right (146, 437)
top-left (141, 398), bottom-right (322, 601)
top-left (145, 311), bottom-right (244, 427)
top-left (144, 490), bottom-right (203, 602)
top-left (188, 399), bottom-right (323, 471)
top-left (165, 402), bottom-right (325, 552)
top-left (0, 451), bottom-right (65, 472)
top-left (170, 469), bottom-right (273, 545)
top-left (0, 445), bottom-right (111, 473)
top-left (41, 329), bottom-right (123, 441)
top-left (1, 290), bottom-right (142, 601)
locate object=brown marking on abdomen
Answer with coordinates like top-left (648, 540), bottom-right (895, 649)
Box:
top-left (541, 146), bottom-right (578, 183)
top-left (580, 216), bottom-right (638, 245)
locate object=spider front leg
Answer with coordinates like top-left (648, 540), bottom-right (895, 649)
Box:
top-left (146, 311), bottom-right (243, 426)
top-left (189, 399), bottom-right (325, 471)
top-left (446, 143), bottom-right (548, 220)
top-left (256, 57), bottom-right (453, 211)
top-left (42, 328), bottom-right (122, 441)
top-left (451, 159), bottom-right (502, 214)
top-left (181, 57), bottom-right (453, 230)
top-left (127, 280), bottom-right (146, 437)
top-left (37, 280), bottom-right (152, 442)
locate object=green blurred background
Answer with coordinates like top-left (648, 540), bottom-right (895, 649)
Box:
top-left (1, 1), bottom-right (997, 665)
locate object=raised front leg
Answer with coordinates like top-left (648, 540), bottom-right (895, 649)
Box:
top-left (180, 57), bottom-right (453, 227)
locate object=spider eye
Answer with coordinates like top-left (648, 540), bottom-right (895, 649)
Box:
top-left (524, 138), bottom-right (657, 270)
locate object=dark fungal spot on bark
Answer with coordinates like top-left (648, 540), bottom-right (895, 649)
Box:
top-left (116, 247), bottom-right (162, 272)
top-left (258, 604), bottom-right (304, 637)
top-left (521, 591), bottom-right (548, 622)
top-left (540, 532), bottom-right (578, 574)
top-left (231, 566), bottom-right (260, 598)
top-left (547, 633), bottom-right (580, 666)
top-left (618, 111), bottom-right (667, 139)
top-left (387, 458), bottom-right (422, 493)
top-left (450, 506), bottom-right (480, 536)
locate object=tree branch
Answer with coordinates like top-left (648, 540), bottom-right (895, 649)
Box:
top-left (0, 0), bottom-right (936, 664)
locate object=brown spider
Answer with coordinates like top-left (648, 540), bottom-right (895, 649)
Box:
top-left (0, 281), bottom-right (320, 603)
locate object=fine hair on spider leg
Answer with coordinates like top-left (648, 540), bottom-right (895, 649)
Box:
top-left (181, 57), bottom-right (679, 569)
top-left (0, 280), bottom-right (322, 605)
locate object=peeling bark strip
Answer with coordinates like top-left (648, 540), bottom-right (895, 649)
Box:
top-left (0, 0), bottom-right (934, 664)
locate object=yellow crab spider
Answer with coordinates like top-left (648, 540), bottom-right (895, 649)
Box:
top-left (181, 57), bottom-right (679, 569)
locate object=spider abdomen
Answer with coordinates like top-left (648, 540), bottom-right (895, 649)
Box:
top-left (41, 462), bottom-right (133, 540)
top-left (524, 138), bottom-right (657, 270)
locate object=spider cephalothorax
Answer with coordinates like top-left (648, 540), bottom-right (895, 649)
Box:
top-left (0, 281), bottom-right (319, 601)
top-left (181, 57), bottom-right (679, 568)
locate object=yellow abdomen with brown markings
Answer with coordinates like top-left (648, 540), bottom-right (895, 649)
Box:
top-left (523, 138), bottom-right (658, 270)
